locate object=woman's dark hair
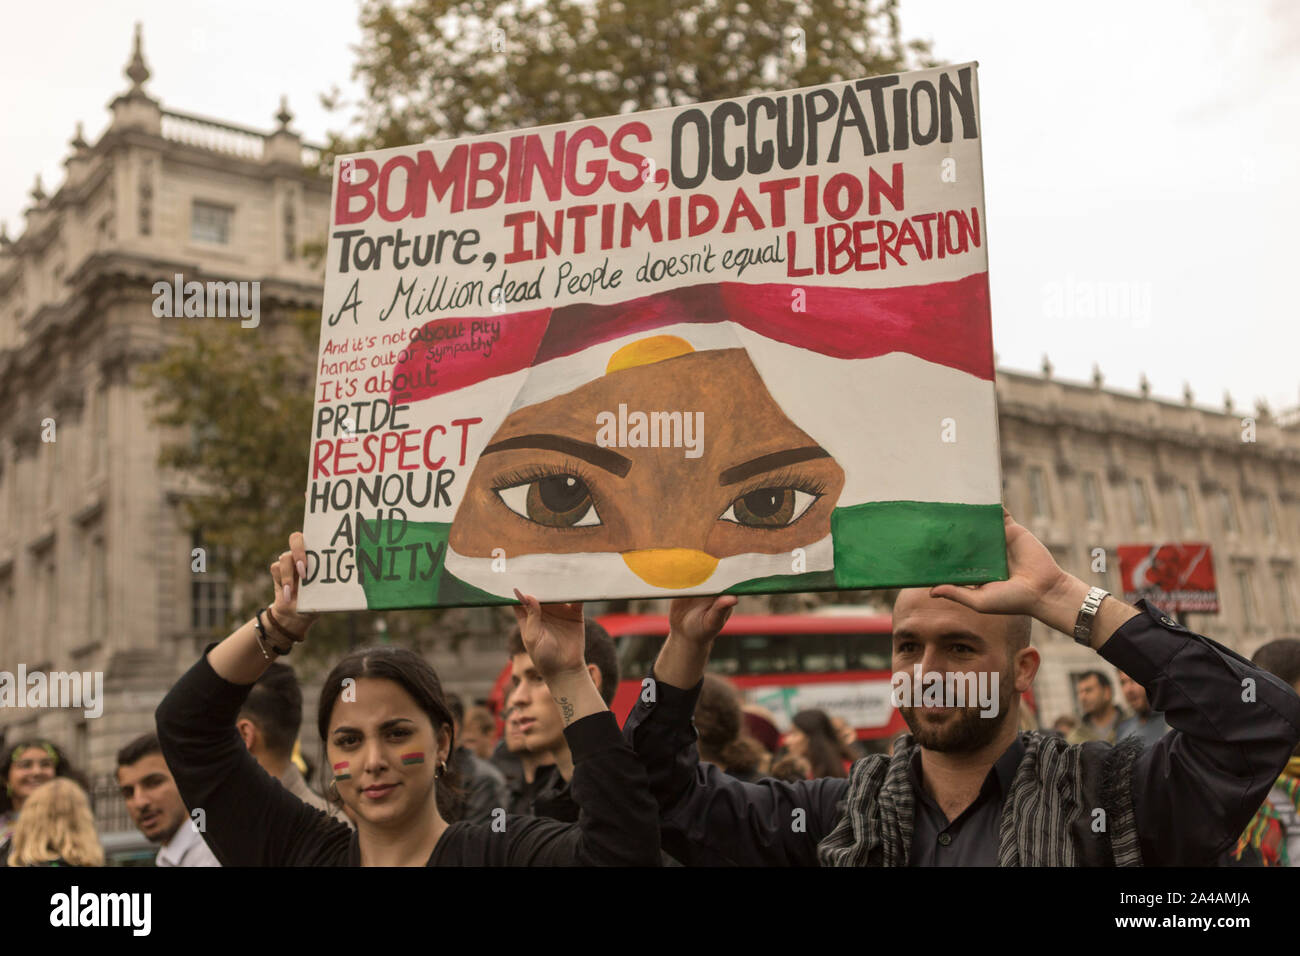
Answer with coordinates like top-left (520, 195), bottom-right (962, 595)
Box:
top-left (1, 740), bottom-right (89, 815)
top-left (694, 675), bottom-right (764, 776)
top-left (316, 646), bottom-right (462, 820)
top-left (791, 709), bottom-right (850, 779)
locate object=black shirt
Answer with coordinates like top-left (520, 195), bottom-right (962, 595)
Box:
top-left (623, 600), bottom-right (1300, 866)
top-left (907, 735), bottom-right (1024, 866)
top-left (156, 650), bottom-right (661, 866)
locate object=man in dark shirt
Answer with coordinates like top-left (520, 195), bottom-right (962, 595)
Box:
top-left (504, 619), bottom-right (619, 822)
top-left (625, 511), bottom-right (1300, 866)
top-left (1115, 670), bottom-right (1169, 748)
top-left (444, 692), bottom-right (510, 825)
top-left (1066, 670), bottom-right (1126, 744)
top-left (492, 706), bottom-right (559, 815)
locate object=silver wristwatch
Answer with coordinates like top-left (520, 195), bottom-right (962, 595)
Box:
top-left (1073, 586), bottom-right (1109, 646)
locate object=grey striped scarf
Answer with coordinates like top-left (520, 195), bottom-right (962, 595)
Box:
top-left (817, 731), bottom-right (1145, 866)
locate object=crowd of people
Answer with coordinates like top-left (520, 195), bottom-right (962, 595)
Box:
top-left (2, 512), bottom-right (1299, 867)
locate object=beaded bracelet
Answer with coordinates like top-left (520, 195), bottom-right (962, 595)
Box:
top-left (254, 608), bottom-right (292, 660)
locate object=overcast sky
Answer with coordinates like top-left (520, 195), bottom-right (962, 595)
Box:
top-left (2, 0), bottom-right (1296, 413)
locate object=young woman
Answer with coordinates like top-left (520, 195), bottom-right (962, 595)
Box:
top-left (782, 710), bottom-right (853, 779)
top-left (0, 740), bottom-right (89, 849)
top-left (5, 778), bottom-right (104, 867)
top-left (154, 532), bottom-right (660, 866)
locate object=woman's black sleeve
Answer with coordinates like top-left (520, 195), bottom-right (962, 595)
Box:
top-left (155, 648), bottom-right (351, 866)
top-left (505, 711), bottom-right (661, 865)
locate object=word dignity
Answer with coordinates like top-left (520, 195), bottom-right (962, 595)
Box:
top-left (0, 666), bottom-right (103, 719)
top-left (151, 274), bottom-right (260, 329)
top-left (890, 665), bottom-right (999, 717)
top-left (596, 404), bottom-right (703, 458)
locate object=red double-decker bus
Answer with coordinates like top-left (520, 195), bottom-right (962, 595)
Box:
top-left (490, 609), bottom-right (906, 741)
top-left (488, 609), bottom-right (1040, 741)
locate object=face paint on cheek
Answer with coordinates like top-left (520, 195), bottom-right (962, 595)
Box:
top-left (332, 761), bottom-right (351, 781)
top-left (400, 752), bottom-right (425, 766)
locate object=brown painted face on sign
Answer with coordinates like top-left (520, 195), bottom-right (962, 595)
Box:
top-left (448, 344), bottom-right (845, 589)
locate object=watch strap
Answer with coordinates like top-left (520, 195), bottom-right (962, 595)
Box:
top-left (1073, 586), bottom-right (1110, 646)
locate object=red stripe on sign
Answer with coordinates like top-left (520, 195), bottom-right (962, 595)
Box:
top-left (535, 276), bottom-right (992, 379)
top-left (721, 275), bottom-right (994, 380)
top-left (391, 275), bottom-right (993, 404)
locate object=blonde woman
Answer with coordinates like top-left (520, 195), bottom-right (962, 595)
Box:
top-left (6, 778), bottom-right (104, 867)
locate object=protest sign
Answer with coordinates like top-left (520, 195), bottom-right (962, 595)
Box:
top-left (299, 62), bottom-right (1006, 610)
top-left (1118, 543), bottom-right (1220, 613)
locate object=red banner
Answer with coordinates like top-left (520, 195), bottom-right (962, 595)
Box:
top-left (1117, 542), bottom-right (1219, 613)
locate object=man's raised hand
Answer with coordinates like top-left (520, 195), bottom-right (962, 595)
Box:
top-left (929, 510), bottom-right (1070, 618)
top-left (512, 589), bottom-right (587, 681)
top-left (669, 595), bottom-right (738, 646)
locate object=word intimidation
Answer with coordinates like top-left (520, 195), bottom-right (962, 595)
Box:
top-left (334, 68), bottom-right (977, 224)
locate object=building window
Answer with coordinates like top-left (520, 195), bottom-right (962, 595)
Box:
top-left (1236, 568), bottom-right (1257, 628)
top-left (88, 535), bottom-right (107, 643)
top-left (90, 385), bottom-right (107, 479)
top-left (1219, 489), bottom-right (1239, 534)
top-left (1081, 472), bottom-right (1105, 523)
top-left (138, 160), bottom-right (153, 237)
top-left (1277, 569), bottom-right (1296, 631)
top-left (191, 532), bottom-right (232, 632)
top-left (1255, 497), bottom-right (1274, 538)
top-left (1027, 466), bottom-right (1051, 518)
top-left (41, 438), bottom-right (55, 512)
top-left (97, 212), bottom-right (114, 247)
top-left (1130, 477), bottom-right (1152, 528)
top-left (42, 558), bottom-right (57, 649)
top-left (283, 197), bottom-right (297, 261)
top-left (1175, 483), bottom-right (1198, 532)
top-left (191, 201), bottom-right (233, 244)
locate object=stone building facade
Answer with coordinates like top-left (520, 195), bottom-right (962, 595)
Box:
top-left (0, 29), bottom-right (331, 778)
top-left (1, 30), bottom-right (1297, 789)
top-left (996, 363), bottom-right (1300, 723)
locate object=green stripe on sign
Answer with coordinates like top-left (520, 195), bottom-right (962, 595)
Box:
top-left (356, 520), bottom-right (518, 609)
top-left (830, 501), bottom-right (1007, 588)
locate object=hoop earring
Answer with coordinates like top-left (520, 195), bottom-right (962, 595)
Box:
top-left (327, 778), bottom-right (339, 799)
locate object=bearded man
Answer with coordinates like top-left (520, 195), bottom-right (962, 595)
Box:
top-left (625, 511), bottom-right (1300, 866)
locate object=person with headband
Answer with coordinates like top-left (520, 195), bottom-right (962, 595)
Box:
top-left (154, 532), bottom-right (660, 866)
top-left (0, 739), bottom-right (88, 861)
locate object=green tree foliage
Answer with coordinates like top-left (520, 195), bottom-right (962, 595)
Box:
top-left (139, 313), bottom-right (469, 660)
top-left (330, 0), bottom-right (934, 152)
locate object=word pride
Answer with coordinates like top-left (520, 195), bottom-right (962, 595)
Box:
top-left (151, 273), bottom-right (261, 329)
top-left (890, 665), bottom-right (999, 717)
top-left (596, 404), bottom-right (704, 458)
